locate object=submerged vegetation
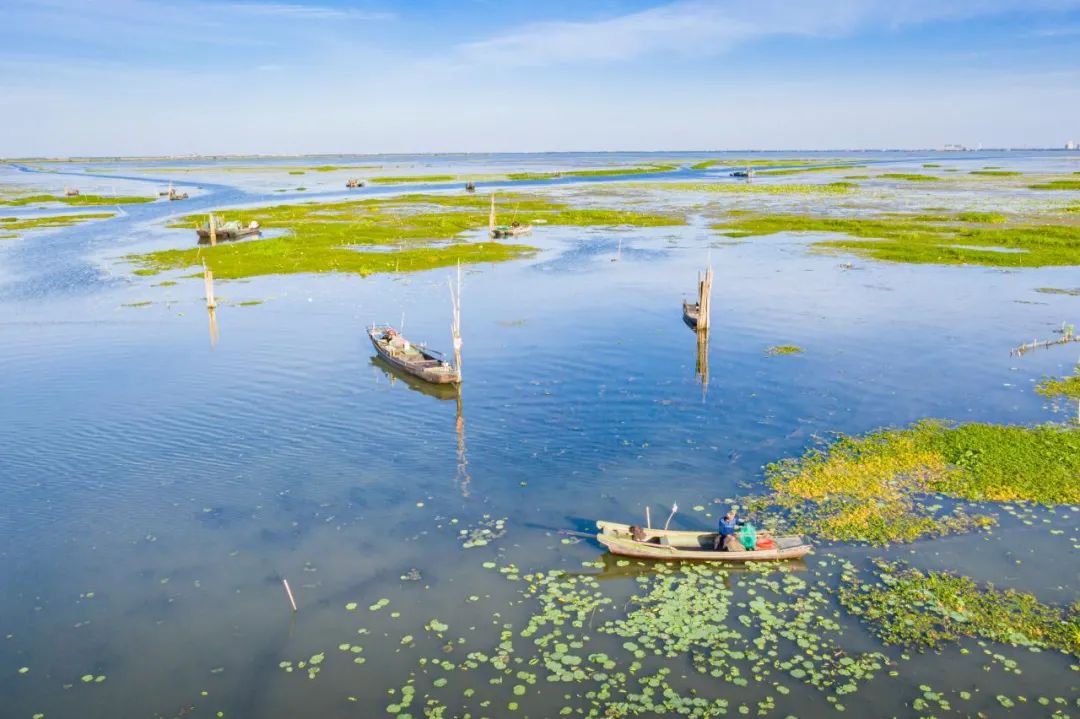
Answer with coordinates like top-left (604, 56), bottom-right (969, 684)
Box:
top-left (970, 170), bottom-right (1021, 177)
top-left (713, 211), bottom-right (1080, 267)
top-left (759, 420), bottom-right (1080, 543)
top-left (766, 344), bottom-right (804, 356)
top-left (0, 194), bottom-right (153, 206)
top-left (840, 561), bottom-right (1080, 657)
top-left (130, 193), bottom-right (684, 279)
top-left (1035, 287), bottom-right (1080, 296)
top-left (368, 174), bottom-right (456, 184)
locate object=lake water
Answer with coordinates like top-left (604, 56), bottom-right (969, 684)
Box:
top-left (1, 151), bottom-right (1078, 718)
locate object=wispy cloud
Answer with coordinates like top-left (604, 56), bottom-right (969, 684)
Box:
top-left (456, 0), bottom-right (1080, 66)
top-left (216, 2), bottom-right (394, 21)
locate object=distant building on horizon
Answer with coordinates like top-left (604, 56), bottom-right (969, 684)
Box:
top-left (1066, 140), bottom-right (1079, 150)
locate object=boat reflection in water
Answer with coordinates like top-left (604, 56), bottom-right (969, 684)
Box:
top-left (370, 356), bottom-right (471, 496)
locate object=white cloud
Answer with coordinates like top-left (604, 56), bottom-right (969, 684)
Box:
top-left (455, 0), bottom-right (1080, 67)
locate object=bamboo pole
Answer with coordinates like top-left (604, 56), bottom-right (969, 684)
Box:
top-left (488, 194), bottom-right (496, 234)
top-left (208, 214), bottom-right (217, 247)
top-left (696, 265), bottom-right (713, 331)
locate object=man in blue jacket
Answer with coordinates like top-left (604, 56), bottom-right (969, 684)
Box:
top-left (713, 509), bottom-right (741, 550)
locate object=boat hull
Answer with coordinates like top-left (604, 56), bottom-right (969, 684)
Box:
top-left (682, 300), bottom-right (700, 329)
top-left (368, 328), bottom-right (460, 385)
top-left (197, 228), bottom-right (260, 244)
top-left (596, 521), bottom-right (811, 562)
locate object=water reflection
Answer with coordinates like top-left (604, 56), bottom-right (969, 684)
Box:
top-left (207, 306), bottom-right (219, 347)
top-left (575, 551), bottom-right (808, 583)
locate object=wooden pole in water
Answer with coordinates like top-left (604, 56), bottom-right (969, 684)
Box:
top-left (488, 194), bottom-right (496, 235)
top-left (208, 214), bottom-right (217, 247)
top-left (697, 265), bottom-right (713, 331)
top-left (281, 578), bottom-right (298, 612)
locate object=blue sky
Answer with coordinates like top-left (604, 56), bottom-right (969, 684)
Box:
top-left (2, 0), bottom-right (1079, 155)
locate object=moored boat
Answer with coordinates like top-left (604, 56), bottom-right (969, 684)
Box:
top-left (196, 217), bottom-right (261, 244)
top-left (488, 193), bottom-right (532, 239)
top-left (596, 521), bottom-right (811, 562)
top-left (682, 300), bottom-right (700, 329)
top-left (346, 178), bottom-right (365, 188)
top-left (367, 325), bottom-right (460, 385)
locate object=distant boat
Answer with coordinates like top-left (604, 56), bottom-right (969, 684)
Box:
top-left (488, 193), bottom-right (532, 239)
top-left (596, 521), bottom-right (812, 562)
top-left (345, 178), bottom-right (365, 188)
top-left (166, 185), bottom-right (188, 201)
top-left (465, 182), bottom-right (476, 193)
top-left (196, 217), bottom-right (261, 244)
top-left (367, 325), bottom-right (460, 385)
top-left (682, 300), bottom-right (700, 329)
top-left (730, 167), bottom-right (755, 178)
top-left (64, 187), bottom-right (80, 197)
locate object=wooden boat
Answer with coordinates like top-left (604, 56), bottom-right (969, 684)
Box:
top-left (730, 168), bottom-right (755, 178)
top-left (367, 325), bottom-right (460, 385)
top-left (682, 300), bottom-right (700, 329)
top-left (488, 194), bottom-right (531, 239)
top-left (64, 187), bottom-right (80, 197)
top-left (346, 178), bottom-right (365, 188)
top-left (465, 182), bottom-right (476, 193)
top-left (168, 187), bottom-right (189, 201)
top-left (596, 521), bottom-right (811, 562)
top-left (196, 218), bottom-right (261, 244)
top-left (370, 356), bottom-right (459, 400)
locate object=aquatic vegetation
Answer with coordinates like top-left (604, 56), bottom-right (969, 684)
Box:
top-left (970, 170), bottom-right (1021, 176)
top-left (758, 165), bottom-right (865, 176)
top-left (1035, 369), bottom-right (1080, 399)
top-left (766, 344), bottom-right (804, 356)
top-left (760, 420), bottom-right (1079, 543)
top-left (0, 212), bottom-right (113, 237)
top-left (839, 560), bottom-right (1080, 657)
top-left (640, 181), bottom-right (856, 195)
top-left (879, 173), bottom-right (941, 182)
top-left (368, 174), bottom-right (456, 184)
top-left (506, 165), bottom-right (678, 181)
top-left (922, 163), bottom-right (941, 168)
top-left (458, 515), bottom-right (507, 548)
top-left (0, 194), bottom-right (153, 206)
top-left (130, 193), bottom-right (683, 279)
top-left (1036, 287), bottom-right (1080, 296)
top-left (691, 158), bottom-right (856, 170)
top-left (713, 211), bottom-right (1080, 267)
top-left (1029, 179), bottom-right (1080, 190)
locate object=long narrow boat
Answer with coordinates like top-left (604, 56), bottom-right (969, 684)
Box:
top-left (196, 218), bottom-right (261, 244)
top-left (367, 325), bottom-right (460, 385)
top-left (488, 193), bottom-right (532, 239)
top-left (596, 521), bottom-right (811, 562)
top-left (682, 300), bottom-right (700, 329)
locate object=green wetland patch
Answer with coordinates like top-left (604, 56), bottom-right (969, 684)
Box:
top-left (0, 212), bottom-right (113, 238)
top-left (639, 181), bottom-right (857, 195)
top-left (129, 193), bottom-right (685, 279)
top-left (506, 164), bottom-right (678, 181)
top-left (0, 193), bottom-right (154, 207)
top-left (756, 420), bottom-right (1080, 544)
top-left (713, 211), bottom-right (1080, 267)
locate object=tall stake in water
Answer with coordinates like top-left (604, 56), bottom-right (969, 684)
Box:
top-left (449, 263), bottom-right (463, 382)
top-left (488, 193), bottom-right (496, 235)
top-left (208, 214), bottom-right (217, 247)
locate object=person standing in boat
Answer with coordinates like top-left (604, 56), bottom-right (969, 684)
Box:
top-left (714, 509), bottom-right (743, 551)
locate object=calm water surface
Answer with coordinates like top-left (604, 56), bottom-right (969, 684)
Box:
top-left (1, 152), bottom-right (1078, 718)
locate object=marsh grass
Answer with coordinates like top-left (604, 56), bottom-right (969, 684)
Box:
top-left (1029, 179), bottom-right (1080, 190)
top-left (1035, 287), bottom-right (1080, 296)
top-left (713, 212), bottom-right (1080, 267)
top-left (970, 170), bottom-right (1021, 177)
top-left (0, 194), bottom-right (153, 207)
top-left (879, 173), bottom-right (941, 182)
top-left (639, 181), bottom-right (856, 195)
top-left (840, 560), bottom-right (1080, 657)
top-left (1035, 369), bottom-right (1080, 399)
top-left (368, 175), bottom-right (456, 184)
top-left (0, 212), bottom-right (113, 236)
top-left (133, 193), bottom-right (684, 279)
top-left (760, 420), bottom-right (1080, 543)
top-left (506, 165), bottom-right (678, 181)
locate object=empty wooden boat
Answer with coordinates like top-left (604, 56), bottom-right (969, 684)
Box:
top-left (596, 521), bottom-right (811, 562)
top-left (368, 325), bottom-right (460, 385)
top-left (346, 178), bottom-right (365, 188)
top-left (196, 217), bottom-right (261, 244)
top-left (682, 300), bottom-right (700, 329)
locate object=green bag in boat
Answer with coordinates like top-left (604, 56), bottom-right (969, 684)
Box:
top-left (738, 523), bottom-right (757, 550)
